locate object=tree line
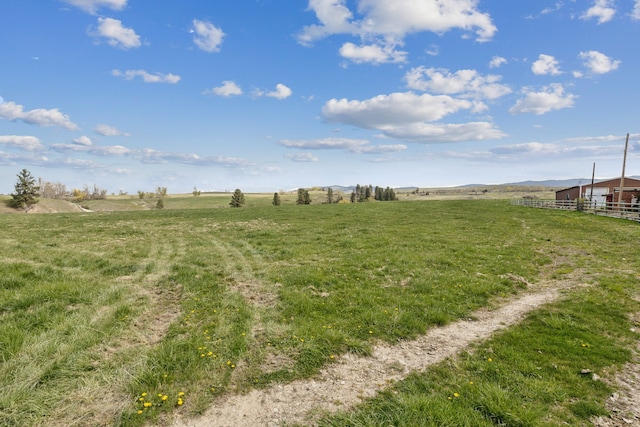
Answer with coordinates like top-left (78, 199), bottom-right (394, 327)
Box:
top-left (7, 169), bottom-right (398, 211)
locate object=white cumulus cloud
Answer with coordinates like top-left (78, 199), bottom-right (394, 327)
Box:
top-left (0, 135), bottom-right (44, 151)
top-left (298, 0), bottom-right (496, 64)
top-left (0, 101), bottom-right (78, 130)
top-left (266, 84), bottom-right (292, 100)
top-left (297, 0), bottom-right (357, 45)
top-left (339, 42), bottom-right (407, 64)
top-left (381, 121), bottom-right (506, 143)
top-left (581, 0), bottom-right (616, 24)
top-left (404, 67), bottom-right (511, 100)
top-left (51, 142), bottom-right (131, 156)
top-left (280, 137), bottom-right (406, 154)
top-left (531, 54), bottom-right (562, 75)
top-left (579, 50), bottom-right (620, 74)
top-left (322, 92), bottom-right (505, 143)
top-left (62, 0), bottom-right (127, 14)
top-left (489, 56), bottom-right (507, 69)
top-left (323, 92), bottom-right (472, 127)
top-left (95, 124), bottom-right (130, 136)
top-left (633, 0), bottom-right (640, 19)
top-left (284, 152), bottom-right (320, 162)
top-left (207, 81), bottom-right (243, 97)
top-left (73, 135), bottom-right (93, 146)
top-left (93, 17), bottom-right (141, 49)
top-left (509, 84), bottom-right (576, 115)
top-left (280, 137), bottom-right (371, 150)
top-left (112, 69), bottom-right (180, 84)
top-left (192, 19), bottom-right (225, 52)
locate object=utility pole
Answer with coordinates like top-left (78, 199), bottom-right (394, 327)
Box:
top-left (589, 162), bottom-right (595, 210)
top-left (617, 133), bottom-right (629, 209)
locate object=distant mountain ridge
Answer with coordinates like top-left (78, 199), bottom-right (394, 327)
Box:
top-left (325, 176), bottom-right (640, 192)
top-left (501, 175), bottom-right (640, 188)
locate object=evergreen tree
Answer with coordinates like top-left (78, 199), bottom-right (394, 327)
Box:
top-left (229, 189), bottom-right (245, 207)
top-left (327, 187), bottom-right (334, 204)
top-left (10, 169), bottom-right (40, 210)
top-left (382, 187), bottom-right (397, 201)
top-left (374, 186), bottom-right (383, 201)
top-left (272, 192), bottom-right (281, 206)
top-left (296, 188), bottom-right (311, 205)
top-left (365, 185), bottom-right (372, 200)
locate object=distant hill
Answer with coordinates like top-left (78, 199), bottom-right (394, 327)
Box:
top-left (325, 176), bottom-right (640, 192)
top-left (501, 179), bottom-right (589, 188)
top-left (503, 176), bottom-right (640, 189)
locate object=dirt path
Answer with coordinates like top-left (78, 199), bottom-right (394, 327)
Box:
top-left (174, 285), bottom-right (569, 427)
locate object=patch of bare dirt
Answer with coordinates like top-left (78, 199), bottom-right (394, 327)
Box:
top-left (27, 199), bottom-right (85, 213)
top-left (173, 281), bottom-right (577, 427)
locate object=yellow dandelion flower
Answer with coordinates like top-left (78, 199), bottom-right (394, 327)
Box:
top-left (177, 398), bottom-right (183, 406)
top-left (453, 393), bottom-right (460, 398)
top-left (144, 402), bottom-right (152, 408)
top-left (330, 355), bottom-right (335, 359)
top-left (162, 395), bottom-right (168, 401)
top-left (487, 358), bottom-right (493, 362)
top-left (469, 381), bottom-right (474, 385)
top-left (178, 392), bottom-right (185, 397)
top-left (231, 364), bottom-right (236, 369)
top-left (137, 410), bottom-right (143, 414)
top-left (138, 397), bottom-right (144, 402)
top-left (141, 392), bottom-right (147, 397)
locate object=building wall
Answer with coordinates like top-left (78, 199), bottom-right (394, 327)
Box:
top-left (556, 178), bottom-right (640, 204)
top-left (555, 186), bottom-right (580, 201)
top-left (583, 178), bottom-right (640, 205)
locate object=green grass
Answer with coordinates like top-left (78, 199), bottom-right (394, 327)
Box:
top-left (316, 282), bottom-right (638, 426)
top-left (0, 199), bottom-right (638, 426)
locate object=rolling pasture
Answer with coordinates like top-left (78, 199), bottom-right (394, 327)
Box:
top-left (0, 198), bottom-right (638, 426)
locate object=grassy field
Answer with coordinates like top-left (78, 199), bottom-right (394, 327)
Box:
top-left (0, 198), bottom-right (638, 426)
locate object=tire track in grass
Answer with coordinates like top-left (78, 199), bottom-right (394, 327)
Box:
top-left (114, 240), bottom-right (186, 346)
top-left (53, 241), bottom-right (187, 426)
top-left (174, 283), bottom-right (569, 427)
top-left (207, 237), bottom-right (289, 389)
top-left (209, 238), bottom-right (278, 308)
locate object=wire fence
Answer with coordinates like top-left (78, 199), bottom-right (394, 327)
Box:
top-left (511, 198), bottom-right (640, 222)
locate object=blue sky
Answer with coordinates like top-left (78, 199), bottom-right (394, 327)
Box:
top-left (1, 0), bottom-right (639, 194)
